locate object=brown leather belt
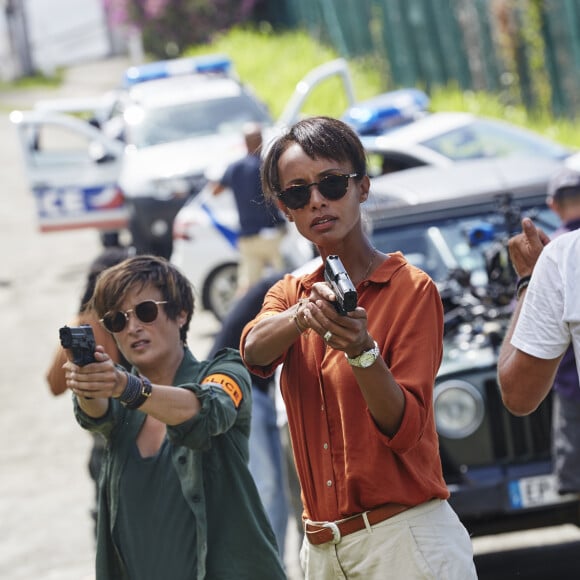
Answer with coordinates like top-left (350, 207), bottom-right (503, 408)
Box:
top-left (304, 503), bottom-right (410, 546)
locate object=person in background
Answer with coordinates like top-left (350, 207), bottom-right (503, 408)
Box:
top-left (546, 165), bottom-right (580, 493)
top-left (46, 246), bottom-right (130, 531)
top-left (497, 216), bottom-right (580, 416)
top-left (62, 255), bottom-right (285, 579)
top-left (212, 122), bottom-right (287, 295)
top-left (240, 116), bottom-right (477, 579)
top-left (500, 165), bottom-right (580, 494)
top-left (208, 273), bottom-right (290, 561)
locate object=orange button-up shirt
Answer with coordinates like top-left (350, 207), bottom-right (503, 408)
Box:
top-left (241, 253), bottom-right (448, 522)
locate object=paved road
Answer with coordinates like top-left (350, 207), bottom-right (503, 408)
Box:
top-left (0, 57), bottom-right (126, 580)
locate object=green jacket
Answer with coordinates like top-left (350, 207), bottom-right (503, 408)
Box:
top-left (74, 347), bottom-right (285, 579)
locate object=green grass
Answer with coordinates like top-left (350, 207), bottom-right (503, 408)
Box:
top-left (185, 26), bottom-right (580, 149)
top-left (184, 26), bottom-right (384, 119)
top-left (0, 69), bottom-right (63, 90)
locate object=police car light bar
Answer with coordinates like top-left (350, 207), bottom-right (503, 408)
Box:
top-left (123, 54), bottom-right (233, 87)
top-left (342, 88), bottom-right (430, 136)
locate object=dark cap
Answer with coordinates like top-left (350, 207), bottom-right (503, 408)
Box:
top-left (548, 165), bottom-right (580, 200)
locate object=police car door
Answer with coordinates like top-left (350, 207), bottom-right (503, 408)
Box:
top-left (10, 110), bottom-right (127, 233)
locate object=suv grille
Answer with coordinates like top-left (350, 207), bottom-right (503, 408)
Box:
top-left (485, 378), bottom-right (552, 462)
top-left (439, 369), bottom-right (552, 480)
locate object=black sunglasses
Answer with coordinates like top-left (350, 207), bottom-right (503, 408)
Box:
top-left (277, 172), bottom-right (359, 210)
top-left (100, 300), bottom-right (168, 333)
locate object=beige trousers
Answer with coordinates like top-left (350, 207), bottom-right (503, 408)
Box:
top-left (299, 499), bottom-right (477, 579)
top-left (237, 228), bottom-right (285, 291)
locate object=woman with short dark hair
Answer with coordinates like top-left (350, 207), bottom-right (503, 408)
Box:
top-left (242, 116), bottom-right (477, 579)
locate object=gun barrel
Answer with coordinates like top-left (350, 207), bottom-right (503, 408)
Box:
top-left (324, 255), bottom-right (357, 314)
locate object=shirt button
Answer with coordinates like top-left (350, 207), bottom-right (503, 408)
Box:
top-left (326, 480), bottom-right (333, 487)
top-left (323, 443), bottom-right (328, 450)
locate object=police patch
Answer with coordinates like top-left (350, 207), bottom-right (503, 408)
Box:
top-left (201, 373), bottom-right (243, 408)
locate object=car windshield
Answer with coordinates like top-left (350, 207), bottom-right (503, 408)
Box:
top-left (422, 119), bottom-right (570, 162)
top-left (370, 201), bottom-right (560, 287)
top-left (126, 94), bottom-right (271, 148)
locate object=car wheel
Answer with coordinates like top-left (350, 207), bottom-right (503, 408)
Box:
top-left (203, 263), bottom-right (238, 322)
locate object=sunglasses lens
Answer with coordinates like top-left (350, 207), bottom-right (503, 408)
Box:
top-left (135, 300), bottom-right (159, 323)
top-left (103, 311), bottom-right (127, 333)
top-left (318, 174), bottom-right (349, 199)
top-left (280, 186), bottom-right (310, 210)
top-left (101, 301), bottom-right (164, 333)
top-left (278, 174), bottom-right (353, 209)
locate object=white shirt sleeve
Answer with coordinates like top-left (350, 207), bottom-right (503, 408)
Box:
top-left (511, 238), bottom-right (571, 360)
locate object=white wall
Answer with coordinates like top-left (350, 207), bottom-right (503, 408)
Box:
top-left (25, 0), bottom-right (112, 74)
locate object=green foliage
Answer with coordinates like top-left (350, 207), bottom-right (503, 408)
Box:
top-left (0, 69), bottom-right (63, 90)
top-left (184, 26), bottom-right (384, 119)
top-left (122, 0), bottom-right (261, 58)
top-left (183, 26), bottom-right (580, 149)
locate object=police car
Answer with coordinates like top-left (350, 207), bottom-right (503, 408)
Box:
top-left (10, 55), bottom-right (360, 260)
top-left (347, 102), bottom-right (572, 175)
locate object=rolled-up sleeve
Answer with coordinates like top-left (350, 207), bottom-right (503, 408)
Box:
top-left (168, 350), bottom-right (252, 450)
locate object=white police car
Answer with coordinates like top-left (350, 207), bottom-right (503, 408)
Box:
top-left (345, 98), bottom-right (572, 175)
top-left (10, 55), bottom-right (360, 259)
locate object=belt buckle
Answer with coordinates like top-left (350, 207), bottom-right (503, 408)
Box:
top-left (322, 521), bottom-right (341, 544)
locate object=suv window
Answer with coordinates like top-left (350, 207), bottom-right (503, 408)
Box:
top-left (370, 202), bottom-right (559, 285)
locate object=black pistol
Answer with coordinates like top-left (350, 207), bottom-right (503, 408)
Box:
top-left (59, 324), bottom-right (97, 366)
top-left (324, 255), bottom-right (358, 315)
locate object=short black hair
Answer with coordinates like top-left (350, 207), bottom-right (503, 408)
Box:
top-left (261, 116), bottom-right (367, 201)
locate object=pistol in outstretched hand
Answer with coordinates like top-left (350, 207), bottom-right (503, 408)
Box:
top-left (59, 324), bottom-right (96, 366)
top-left (324, 255), bottom-right (358, 315)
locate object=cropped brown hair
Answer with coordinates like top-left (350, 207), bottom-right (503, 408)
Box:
top-left (90, 255), bottom-right (194, 343)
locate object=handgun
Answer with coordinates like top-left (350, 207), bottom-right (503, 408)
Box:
top-left (324, 255), bottom-right (358, 315)
top-left (59, 324), bottom-right (97, 366)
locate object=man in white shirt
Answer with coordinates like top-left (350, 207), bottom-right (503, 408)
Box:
top-left (498, 218), bottom-right (580, 415)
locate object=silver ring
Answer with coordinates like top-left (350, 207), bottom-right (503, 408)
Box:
top-left (323, 330), bottom-right (332, 342)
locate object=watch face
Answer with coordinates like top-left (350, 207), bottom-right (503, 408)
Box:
top-left (348, 342), bottom-right (379, 367)
top-left (359, 351), bottom-right (377, 368)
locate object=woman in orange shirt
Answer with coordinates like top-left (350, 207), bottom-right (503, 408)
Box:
top-left (241, 117), bottom-right (477, 579)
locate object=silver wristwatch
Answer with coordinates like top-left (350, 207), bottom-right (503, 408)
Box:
top-left (345, 340), bottom-right (380, 368)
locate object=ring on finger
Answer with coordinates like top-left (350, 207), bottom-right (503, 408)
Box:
top-left (323, 330), bottom-right (332, 342)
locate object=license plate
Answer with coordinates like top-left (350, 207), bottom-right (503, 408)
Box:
top-left (508, 474), bottom-right (572, 509)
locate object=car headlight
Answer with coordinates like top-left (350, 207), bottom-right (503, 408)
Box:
top-left (434, 380), bottom-right (484, 439)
